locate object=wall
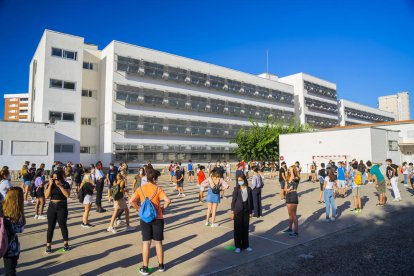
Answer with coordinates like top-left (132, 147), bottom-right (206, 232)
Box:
top-left (0, 122), bottom-right (54, 170)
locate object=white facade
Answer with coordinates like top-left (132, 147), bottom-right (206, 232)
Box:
top-left (378, 92), bottom-right (410, 120)
top-left (29, 30), bottom-right (296, 166)
top-left (0, 121), bottom-right (55, 170)
top-left (280, 121), bottom-right (414, 173)
top-left (338, 99), bottom-right (396, 126)
top-left (279, 73), bottom-right (339, 128)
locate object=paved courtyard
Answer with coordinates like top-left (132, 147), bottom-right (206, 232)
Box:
top-left (3, 174), bottom-right (414, 275)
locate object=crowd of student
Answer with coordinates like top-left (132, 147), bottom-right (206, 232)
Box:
top-left (0, 157), bottom-right (411, 275)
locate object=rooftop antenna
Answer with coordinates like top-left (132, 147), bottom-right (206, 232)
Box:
top-left (266, 49), bottom-right (269, 79)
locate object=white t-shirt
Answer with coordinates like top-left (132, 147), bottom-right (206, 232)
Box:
top-left (0, 179), bottom-right (11, 200)
top-left (324, 176), bottom-right (335, 190)
top-left (403, 166), bottom-right (408, 175)
top-left (226, 164), bottom-right (231, 172)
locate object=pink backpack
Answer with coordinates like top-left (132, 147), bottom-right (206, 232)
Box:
top-left (0, 217), bottom-right (9, 257)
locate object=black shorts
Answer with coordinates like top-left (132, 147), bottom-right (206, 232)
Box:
top-left (279, 180), bottom-right (285, 189)
top-left (141, 219), bottom-right (164, 241)
top-left (188, 171), bottom-right (194, 176)
top-left (320, 182), bottom-right (324, 191)
top-left (177, 181), bottom-right (184, 188)
top-left (36, 187), bottom-right (45, 198)
top-left (285, 191), bottom-right (299, 204)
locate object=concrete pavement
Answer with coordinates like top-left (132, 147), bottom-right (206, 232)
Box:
top-left (3, 175), bottom-right (414, 275)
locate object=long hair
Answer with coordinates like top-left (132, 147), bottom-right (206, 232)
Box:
top-left (0, 166), bottom-right (10, 180)
top-left (65, 165), bottom-right (72, 177)
top-left (3, 187), bottom-right (26, 225)
top-left (80, 174), bottom-right (91, 189)
top-left (328, 169), bottom-right (335, 182)
top-left (287, 165), bottom-right (298, 180)
top-left (21, 165), bottom-right (28, 176)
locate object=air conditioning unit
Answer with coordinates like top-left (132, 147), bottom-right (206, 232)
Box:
top-left (240, 109), bottom-right (245, 114)
top-left (254, 91), bottom-right (259, 96)
top-left (206, 104), bottom-right (211, 109)
top-left (185, 102), bottom-right (191, 107)
top-left (138, 67), bottom-right (145, 76)
top-left (163, 99), bottom-right (169, 104)
top-left (268, 94), bottom-right (273, 98)
top-left (223, 84), bottom-right (229, 91)
top-left (224, 130), bottom-right (229, 135)
top-left (138, 124), bottom-right (144, 129)
top-left (239, 87), bottom-right (245, 94)
top-left (185, 127), bottom-right (191, 132)
top-left (162, 126), bottom-right (169, 131)
top-left (205, 80), bottom-right (211, 87)
top-left (185, 76), bottom-right (191, 83)
top-left (138, 96), bottom-right (144, 101)
top-left (206, 129), bottom-right (211, 134)
top-left (223, 107), bottom-right (228, 112)
top-left (162, 72), bottom-right (169, 80)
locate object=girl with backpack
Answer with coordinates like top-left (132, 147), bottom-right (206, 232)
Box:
top-left (79, 168), bottom-right (95, 228)
top-left (33, 169), bottom-right (46, 220)
top-left (231, 175), bottom-right (253, 253)
top-left (2, 187), bottom-right (26, 276)
top-left (107, 174), bottom-right (135, 233)
top-left (200, 170), bottom-right (229, 227)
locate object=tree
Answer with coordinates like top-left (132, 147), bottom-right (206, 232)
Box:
top-left (231, 117), bottom-right (311, 161)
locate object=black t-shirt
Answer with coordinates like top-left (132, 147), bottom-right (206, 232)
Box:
top-left (82, 182), bottom-right (94, 196)
top-left (318, 169), bottom-right (326, 179)
top-left (386, 164), bottom-right (399, 179)
top-left (49, 180), bottom-right (70, 200)
top-left (279, 167), bottom-right (286, 181)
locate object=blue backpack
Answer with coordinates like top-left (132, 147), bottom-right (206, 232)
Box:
top-left (139, 186), bottom-right (159, 223)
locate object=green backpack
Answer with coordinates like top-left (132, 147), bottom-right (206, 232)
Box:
top-left (111, 185), bottom-right (124, 200)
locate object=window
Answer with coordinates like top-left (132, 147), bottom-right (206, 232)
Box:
top-left (20, 98), bottom-right (28, 102)
top-left (83, 62), bottom-right (97, 70)
top-left (51, 47), bottom-right (77, 60)
top-left (81, 117), bottom-right (96, 126)
top-left (388, 140), bottom-right (398, 151)
top-left (50, 79), bottom-right (76, 90)
top-left (82, 89), bottom-right (95, 98)
top-left (80, 146), bottom-right (96, 154)
top-left (9, 104), bottom-right (18, 108)
top-left (20, 110), bottom-right (28, 114)
top-left (49, 111), bottom-right (75, 122)
top-left (54, 144), bottom-right (74, 153)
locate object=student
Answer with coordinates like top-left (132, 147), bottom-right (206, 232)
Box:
top-left (132, 167), bottom-right (145, 192)
top-left (317, 163), bottom-right (326, 204)
top-left (197, 165), bottom-right (206, 202)
top-left (251, 166), bottom-right (263, 218)
top-left (310, 162), bottom-right (316, 183)
top-left (367, 161), bottom-right (386, 206)
top-left (350, 163), bottom-right (363, 213)
top-left (168, 161), bottom-right (174, 183)
top-left (187, 160), bottom-right (194, 183)
top-left (201, 170), bottom-right (229, 227)
top-left (0, 166), bottom-right (12, 201)
top-left (279, 162), bottom-right (287, 201)
top-left (73, 164), bottom-right (83, 194)
top-left (79, 169), bottom-right (95, 228)
top-left (33, 169), bottom-right (46, 219)
top-left (21, 165), bottom-right (31, 204)
top-left (324, 170), bottom-right (337, 222)
top-left (106, 163), bottom-right (118, 203)
top-left (207, 160), bottom-right (212, 176)
top-left (64, 165), bottom-right (73, 200)
top-left (130, 169), bottom-right (171, 275)
top-left (107, 173), bottom-right (135, 233)
top-left (235, 163), bottom-right (244, 188)
top-left (402, 162), bottom-right (409, 187)
top-left (95, 161), bottom-right (106, 213)
top-left (336, 162), bottom-right (346, 198)
top-left (231, 175), bottom-right (253, 253)
top-left (385, 159), bottom-right (401, 201)
top-left (2, 187), bottom-right (26, 276)
top-left (225, 161), bottom-right (232, 181)
top-left (174, 166), bottom-right (185, 197)
top-left (45, 169), bottom-right (71, 253)
top-left (283, 165), bottom-right (299, 237)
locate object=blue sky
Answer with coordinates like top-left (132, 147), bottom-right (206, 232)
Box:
top-left (1, 0), bottom-right (413, 119)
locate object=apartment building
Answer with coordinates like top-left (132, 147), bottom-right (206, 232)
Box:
top-left (3, 93), bottom-right (29, 121)
top-left (338, 99), bottom-right (397, 126)
top-left (378, 92), bottom-right (410, 120)
top-left (29, 30), bottom-right (296, 165)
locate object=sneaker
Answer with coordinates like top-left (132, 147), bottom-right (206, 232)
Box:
top-left (325, 218), bottom-right (330, 223)
top-left (357, 209), bottom-right (362, 213)
top-left (86, 223), bottom-right (93, 227)
top-left (158, 264), bottom-right (165, 272)
top-left (125, 226), bottom-right (136, 232)
top-left (210, 223), bottom-right (219, 227)
top-left (376, 203), bottom-right (382, 206)
top-left (282, 228), bottom-right (293, 233)
top-left (234, 248), bottom-right (241, 253)
top-left (38, 215), bottom-right (46, 220)
top-left (245, 247), bottom-right (253, 252)
top-left (289, 232), bottom-right (299, 237)
top-left (34, 215), bottom-right (39, 219)
top-left (317, 201), bottom-right (322, 204)
top-left (45, 246), bottom-right (52, 254)
top-left (205, 221), bottom-right (210, 226)
top-left (330, 217), bottom-right (336, 222)
top-left (31, 199), bottom-right (36, 204)
top-left (392, 198), bottom-right (398, 202)
top-left (182, 193), bottom-right (186, 197)
top-left (398, 198), bottom-right (402, 201)
top-left (116, 219), bottom-right (124, 226)
top-left (63, 245), bottom-right (70, 252)
top-left (177, 193), bottom-right (181, 197)
top-left (107, 226), bottom-right (117, 233)
top-left (139, 267), bottom-right (149, 276)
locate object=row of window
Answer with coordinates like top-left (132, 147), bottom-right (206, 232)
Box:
top-left (114, 143), bottom-right (236, 153)
top-left (305, 97), bottom-right (338, 115)
top-left (115, 84), bottom-right (294, 122)
top-left (114, 151), bottom-right (236, 163)
top-left (304, 81), bottom-right (337, 100)
top-left (116, 56), bottom-right (294, 106)
top-left (345, 107), bottom-right (394, 122)
top-left (306, 115), bottom-right (338, 128)
top-left (80, 146), bottom-right (96, 154)
top-left (55, 144), bottom-right (96, 154)
top-left (115, 114), bottom-right (249, 138)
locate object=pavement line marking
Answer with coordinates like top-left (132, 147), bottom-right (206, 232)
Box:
top-left (219, 225), bottom-right (291, 246)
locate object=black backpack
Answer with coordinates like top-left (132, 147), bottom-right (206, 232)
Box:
top-left (111, 185), bottom-right (123, 200)
top-left (77, 186), bottom-right (85, 203)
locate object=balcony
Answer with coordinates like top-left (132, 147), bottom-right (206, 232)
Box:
top-left (304, 81), bottom-right (337, 100)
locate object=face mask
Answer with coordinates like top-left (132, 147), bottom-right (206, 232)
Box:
top-left (239, 181), bottom-right (245, 186)
top-left (110, 166), bottom-right (113, 169)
